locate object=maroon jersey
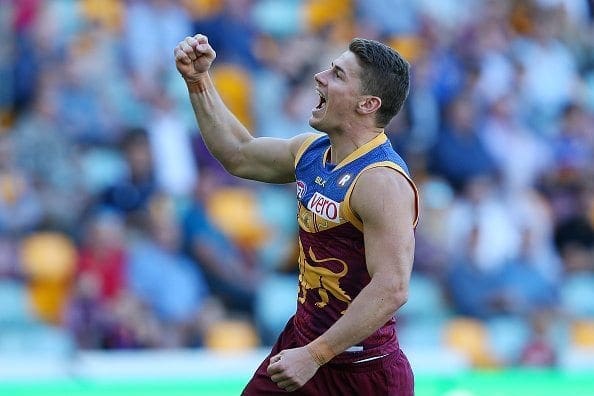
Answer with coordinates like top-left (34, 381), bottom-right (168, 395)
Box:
top-left (292, 133), bottom-right (419, 364)
top-left (242, 133), bottom-right (418, 395)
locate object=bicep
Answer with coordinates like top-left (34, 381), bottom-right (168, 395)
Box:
top-left (351, 168), bottom-right (416, 284)
top-left (232, 133), bottom-right (316, 183)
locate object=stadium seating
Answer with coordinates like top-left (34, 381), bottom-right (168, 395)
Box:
top-left (204, 319), bottom-right (260, 351)
top-left (20, 232), bottom-right (77, 325)
top-left (443, 318), bottom-right (499, 368)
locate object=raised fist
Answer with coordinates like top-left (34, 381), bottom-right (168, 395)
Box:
top-left (174, 34), bottom-right (216, 82)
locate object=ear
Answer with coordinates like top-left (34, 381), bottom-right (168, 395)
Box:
top-left (356, 96), bottom-right (381, 115)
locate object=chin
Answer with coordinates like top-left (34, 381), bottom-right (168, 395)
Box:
top-left (308, 117), bottom-right (319, 129)
top-left (309, 117), bottom-right (326, 132)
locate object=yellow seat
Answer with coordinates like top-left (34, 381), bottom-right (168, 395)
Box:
top-left (211, 65), bottom-right (254, 131)
top-left (388, 35), bottom-right (426, 64)
top-left (182, 0), bottom-right (224, 19)
top-left (80, 0), bottom-right (124, 32)
top-left (206, 187), bottom-right (269, 250)
top-left (571, 320), bottom-right (594, 348)
top-left (0, 109), bottom-right (14, 129)
top-left (204, 319), bottom-right (260, 351)
top-left (303, 0), bottom-right (352, 32)
top-left (20, 232), bottom-right (77, 325)
top-left (443, 317), bottom-right (499, 368)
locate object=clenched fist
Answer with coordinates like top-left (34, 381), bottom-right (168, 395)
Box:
top-left (174, 34), bottom-right (216, 83)
top-left (267, 346), bottom-right (320, 392)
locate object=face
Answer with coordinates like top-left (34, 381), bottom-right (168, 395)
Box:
top-left (309, 51), bottom-right (364, 133)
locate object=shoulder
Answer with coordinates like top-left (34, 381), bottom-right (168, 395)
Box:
top-left (354, 167), bottom-right (415, 200)
top-left (291, 132), bottom-right (325, 164)
top-left (350, 166), bottom-right (417, 225)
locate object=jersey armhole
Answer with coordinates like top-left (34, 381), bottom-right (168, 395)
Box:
top-left (342, 162), bottom-right (420, 232)
top-left (294, 134), bottom-right (323, 168)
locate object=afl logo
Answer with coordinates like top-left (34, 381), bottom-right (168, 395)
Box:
top-left (296, 180), bottom-right (307, 199)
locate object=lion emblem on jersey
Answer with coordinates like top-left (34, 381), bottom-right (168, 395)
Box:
top-left (298, 240), bottom-right (351, 314)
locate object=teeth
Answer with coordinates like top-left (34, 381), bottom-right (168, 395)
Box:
top-left (316, 96), bottom-right (325, 109)
top-left (314, 89), bottom-right (326, 111)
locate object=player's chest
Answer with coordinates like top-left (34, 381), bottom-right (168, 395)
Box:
top-left (296, 167), bottom-right (356, 222)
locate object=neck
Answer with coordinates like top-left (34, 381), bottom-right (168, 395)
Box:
top-left (326, 126), bottom-right (384, 165)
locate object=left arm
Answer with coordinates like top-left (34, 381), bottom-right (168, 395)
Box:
top-left (267, 167), bottom-right (416, 392)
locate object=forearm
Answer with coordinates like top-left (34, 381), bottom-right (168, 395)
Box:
top-left (186, 74), bottom-right (253, 174)
top-left (308, 276), bottom-right (407, 364)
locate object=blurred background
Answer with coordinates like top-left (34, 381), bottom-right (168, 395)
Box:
top-left (0, 0), bottom-right (593, 395)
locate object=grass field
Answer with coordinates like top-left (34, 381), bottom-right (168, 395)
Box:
top-left (2, 371), bottom-right (594, 396)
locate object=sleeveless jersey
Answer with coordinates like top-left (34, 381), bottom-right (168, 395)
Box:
top-left (293, 132), bottom-right (419, 364)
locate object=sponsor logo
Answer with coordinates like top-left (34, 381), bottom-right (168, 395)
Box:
top-left (338, 173), bottom-right (352, 187)
top-left (307, 192), bottom-right (341, 223)
top-left (314, 176), bottom-right (327, 187)
top-left (296, 180), bottom-right (307, 199)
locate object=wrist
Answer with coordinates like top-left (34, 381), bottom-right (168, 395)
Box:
top-left (185, 74), bottom-right (210, 93)
top-left (306, 338), bottom-right (336, 367)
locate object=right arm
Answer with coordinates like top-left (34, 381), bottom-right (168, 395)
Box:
top-left (174, 34), bottom-right (314, 183)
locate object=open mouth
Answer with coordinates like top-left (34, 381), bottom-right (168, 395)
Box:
top-left (314, 90), bottom-right (327, 110)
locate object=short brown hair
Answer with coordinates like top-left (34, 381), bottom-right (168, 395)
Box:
top-left (349, 38), bottom-right (410, 127)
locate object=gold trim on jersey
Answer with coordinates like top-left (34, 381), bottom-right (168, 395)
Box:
top-left (342, 161), bottom-right (420, 231)
top-left (323, 132), bottom-right (388, 171)
top-left (294, 134), bottom-right (324, 168)
top-left (298, 202), bottom-right (348, 233)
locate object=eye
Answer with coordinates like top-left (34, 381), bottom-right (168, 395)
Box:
top-left (334, 69), bottom-right (342, 79)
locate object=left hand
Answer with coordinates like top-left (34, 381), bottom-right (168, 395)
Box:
top-left (266, 346), bottom-right (320, 392)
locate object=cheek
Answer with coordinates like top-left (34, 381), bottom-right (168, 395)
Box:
top-left (332, 94), bottom-right (357, 114)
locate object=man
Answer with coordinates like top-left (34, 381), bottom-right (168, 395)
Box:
top-left (175, 34), bottom-right (418, 395)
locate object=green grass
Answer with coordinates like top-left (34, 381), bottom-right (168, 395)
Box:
top-left (1, 371), bottom-right (593, 396)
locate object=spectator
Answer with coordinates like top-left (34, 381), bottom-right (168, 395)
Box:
top-left (183, 169), bottom-right (262, 314)
top-left (0, 134), bottom-right (43, 233)
top-left (99, 128), bottom-right (157, 223)
top-left (66, 210), bottom-right (133, 349)
top-left (429, 95), bottom-right (497, 191)
top-left (481, 94), bottom-right (552, 192)
top-left (446, 225), bottom-right (506, 318)
top-left (495, 228), bottom-right (558, 315)
top-left (127, 195), bottom-right (214, 347)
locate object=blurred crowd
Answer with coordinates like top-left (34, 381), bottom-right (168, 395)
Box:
top-left (0, 0), bottom-right (593, 369)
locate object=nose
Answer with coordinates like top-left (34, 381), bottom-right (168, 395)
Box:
top-left (314, 71), bottom-right (326, 86)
